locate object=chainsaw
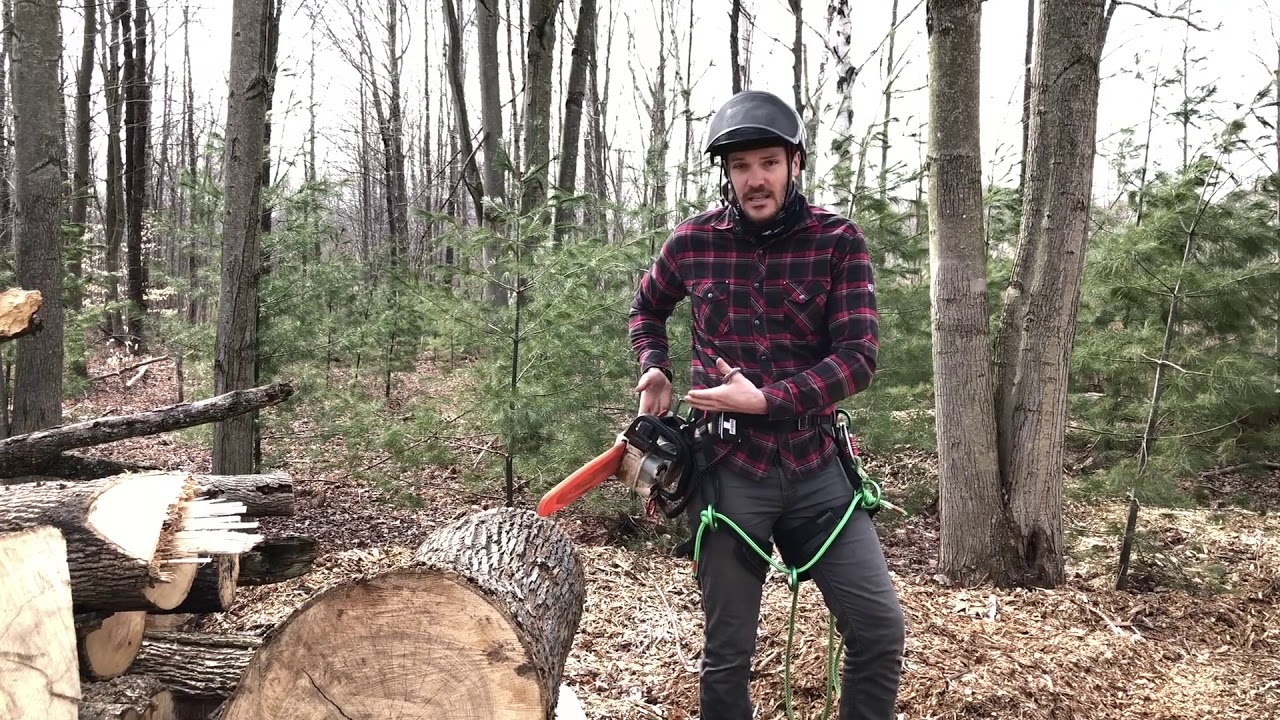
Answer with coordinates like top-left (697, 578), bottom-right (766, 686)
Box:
top-left (536, 413), bottom-right (698, 518)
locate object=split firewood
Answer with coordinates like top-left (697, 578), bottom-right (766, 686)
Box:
top-left (77, 611), bottom-right (147, 681)
top-left (0, 526), bottom-right (78, 720)
top-left (222, 508), bottom-right (586, 720)
top-left (78, 675), bottom-right (175, 720)
top-left (193, 473), bottom-right (293, 517)
top-left (129, 632), bottom-right (262, 704)
top-left (0, 287), bottom-right (42, 342)
top-left (236, 535), bottom-right (317, 586)
top-left (0, 472), bottom-right (262, 612)
top-left (0, 382), bottom-right (294, 472)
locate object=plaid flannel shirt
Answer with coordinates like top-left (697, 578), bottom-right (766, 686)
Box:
top-left (629, 200), bottom-right (879, 478)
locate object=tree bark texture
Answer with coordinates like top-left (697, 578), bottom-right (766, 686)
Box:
top-left (0, 452), bottom-right (156, 482)
top-left (11, 0), bottom-right (66, 434)
top-left (193, 472), bottom-right (293, 517)
top-left (553, 0), bottom-right (595, 244)
top-left (78, 674), bottom-right (174, 720)
top-left (993, 0), bottom-right (1108, 588)
top-left (476, 0), bottom-right (507, 304)
top-left (69, 0), bottom-right (97, 311)
top-left (928, 0), bottom-right (1021, 586)
top-left (0, 383), bottom-right (293, 470)
top-left (102, 3), bottom-right (125, 340)
top-left (124, 0), bottom-right (150, 349)
top-left (222, 508), bottom-right (585, 720)
top-left (443, 0), bottom-right (484, 224)
top-left (130, 632), bottom-right (262, 702)
top-left (0, 526), bottom-right (78, 720)
top-left (236, 535), bottom-right (316, 586)
top-left (520, 0), bottom-right (561, 224)
top-left (213, 0), bottom-right (272, 477)
top-left (0, 0), bottom-right (12, 256)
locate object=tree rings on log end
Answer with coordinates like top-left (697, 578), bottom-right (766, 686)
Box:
top-left (221, 569), bottom-right (544, 719)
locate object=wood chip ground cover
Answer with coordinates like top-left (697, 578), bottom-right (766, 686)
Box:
top-left (73, 348), bottom-right (1280, 718)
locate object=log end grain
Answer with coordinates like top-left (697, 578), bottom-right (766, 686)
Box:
top-left (0, 526), bottom-right (77, 720)
top-left (78, 611), bottom-right (147, 680)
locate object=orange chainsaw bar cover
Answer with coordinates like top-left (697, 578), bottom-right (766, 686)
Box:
top-left (536, 439), bottom-right (627, 517)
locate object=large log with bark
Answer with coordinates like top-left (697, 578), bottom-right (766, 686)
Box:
top-left (0, 451), bottom-right (158, 482)
top-left (0, 472), bottom-right (262, 611)
top-left (193, 472), bottom-right (293, 517)
top-left (165, 555), bottom-right (239, 614)
top-left (129, 632), bottom-right (262, 703)
top-left (0, 382), bottom-right (293, 471)
top-left (222, 508), bottom-right (586, 719)
top-left (77, 611), bottom-right (147, 680)
top-left (0, 526), bottom-right (78, 720)
top-left (78, 675), bottom-right (175, 720)
top-left (0, 287), bottom-right (42, 341)
top-left (236, 535), bottom-right (316, 585)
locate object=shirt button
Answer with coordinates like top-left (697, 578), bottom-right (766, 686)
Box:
top-left (754, 318), bottom-right (762, 326)
top-left (753, 282), bottom-right (761, 290)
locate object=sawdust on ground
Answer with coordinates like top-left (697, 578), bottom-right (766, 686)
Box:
top-left (72, 346), bottom-right (1280, 719)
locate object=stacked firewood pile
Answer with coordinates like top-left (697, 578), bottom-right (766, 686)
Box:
top-left (0, 289), bottom-right (588, 720)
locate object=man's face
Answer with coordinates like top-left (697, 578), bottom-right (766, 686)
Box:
top-left (725, 145), bottom-right (798, 223)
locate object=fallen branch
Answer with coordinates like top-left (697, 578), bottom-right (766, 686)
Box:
top-left (0, 452), bottom-right (158, 482)
top-left (89, 355), bottom-right (170, 381)
top-left (0, 382), bottom-right (294, 468)
top-left (1200, 461), bottom-right (1280, 478)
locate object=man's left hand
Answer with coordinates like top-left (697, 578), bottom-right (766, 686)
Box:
top-left (684, 358), bottom-right (767, 414)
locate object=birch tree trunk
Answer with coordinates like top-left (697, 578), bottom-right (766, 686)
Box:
top-left (991, 0), bottom-right (1108, 588)
top-left (213, 0), bottom-right (271, 476)
top-left (928, 0), bottom-right (1020, 584)
top-left (11, 0), bottom-right (66, 434)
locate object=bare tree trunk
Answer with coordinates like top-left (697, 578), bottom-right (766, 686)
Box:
top-left (677, 0), bottom-right (694, 205)
top-left (520, 0), bottom-right (562, 226)
top-left (476, 0), bottom-right (507, 303)
top-left (506, 0), bottom-right (522, 180)
top-left (183, 3), bottom-right (198, 323)
top-left (730, 0), bottom-right (742, 93)
top-left (123, 0), bottom-right (150, 352)
top-left (0, 0), bottom-right (11, 256)
top-left (10, 0), bottom-right (66, 433)
top-left (70, 0), bottom-right (97, 313)
top-left (553, 0), bottom-right (595, 245)
top-left (385, 0), bottom-right (408, 261)
top-left (879, 0), bottom-right (899, 198)
top-left (928, 0), bottom-right (1019, 585)
top-left (443, 0), bottom-right (484, 223)
top-left (212, 0), bottom-right (272, 476)
top-left (644, 3), bottom-right (668, 235)
top-left (829, 0), bottom-right (856, 210)
top-left (102, 3), bottom-right (124, 339)
top-left (1018, 0), bottom-right (1034, 194)
top-left (991, 0), bottom-right (1108, 588)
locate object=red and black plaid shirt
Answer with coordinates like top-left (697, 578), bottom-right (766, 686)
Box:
top-left (629, 200), bottom-right (879, 478)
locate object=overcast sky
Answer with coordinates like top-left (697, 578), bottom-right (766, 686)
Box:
top-left (67, 0), bottom-right (1280, 212)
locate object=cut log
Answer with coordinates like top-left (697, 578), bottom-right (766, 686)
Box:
top-left (237, 535), bottom-right (317, 586)
top-left (0, 452), bottom-right (160, 482)
top-left (130, 632), bottom-right (262, 703)
top-left (77, 611), bottom-right (148, 680)
top-left (0, 287), bottom-right (42, 342)
top-left (162, 555), bottom-right (238, 614)
top-left (0, 526), bottom-right (78, 720)
top-left (0, 472), bottom-right (263, 611)
top-left (193, 473), bottom-right (293, 517)
top-left (0, 382), bottom-right (294, 470)
top-left (222, 508), bottom-right (586, 720)
top-left (79, 675), bottom-right (175, 720)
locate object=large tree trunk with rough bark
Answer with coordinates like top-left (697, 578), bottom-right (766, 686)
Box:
top-left (0, 472), bottom-right (262, 611)
top-left (0, 526), bottom-right (78, 720)
top-left (130, 631), bottom-right (262, 704)
top-left (10, 0), bottom-right (66, 434)
top-left (990, 0), bottom-right (1108, 588)
top-left (928, 0), bottom-right (1021, 585)
top-left (213, 0), bottom-right (272, 477)
top-left (222, 508), bottom-right (585, 720)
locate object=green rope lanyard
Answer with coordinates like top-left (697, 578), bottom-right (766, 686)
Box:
top-left (690, 452), bottom-right (887, 719)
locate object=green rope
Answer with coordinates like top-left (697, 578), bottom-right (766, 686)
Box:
top-left (691, 463), bottom-right (885, 720)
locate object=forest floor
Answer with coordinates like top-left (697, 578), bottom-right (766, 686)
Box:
top-left (70, 347), bottom-right (1280, 720)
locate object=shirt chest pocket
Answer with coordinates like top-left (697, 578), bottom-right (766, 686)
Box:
top-left (782, 279), bottom-right (829, 340)
top-left (693, 280), bottom-right (733, 337)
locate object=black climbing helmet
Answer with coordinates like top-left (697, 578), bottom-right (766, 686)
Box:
top-left (704, 90), bottom-right (806, 168)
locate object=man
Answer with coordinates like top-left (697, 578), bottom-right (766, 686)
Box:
top-left (628, 89), bottom-right (905, 720)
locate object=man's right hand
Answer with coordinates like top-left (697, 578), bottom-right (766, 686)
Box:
top-left (634, 367), bottom-right (672, 416)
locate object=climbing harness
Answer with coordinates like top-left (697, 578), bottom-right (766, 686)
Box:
top-left (689, 408), bottom-right (903, 719)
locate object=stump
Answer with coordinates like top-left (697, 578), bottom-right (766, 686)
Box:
top-left (222, 507), bottom-right (586, 719)
top-left (0, 526), bottom-right (78, 720)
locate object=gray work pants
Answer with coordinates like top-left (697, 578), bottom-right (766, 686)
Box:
top-left (685, 452), bottom-right (905, 720)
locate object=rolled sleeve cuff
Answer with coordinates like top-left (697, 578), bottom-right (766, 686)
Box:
top-left (640, 352), bottom-right (671, 380)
